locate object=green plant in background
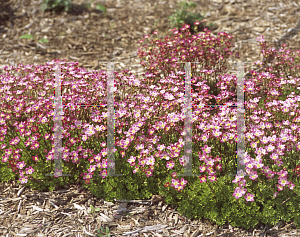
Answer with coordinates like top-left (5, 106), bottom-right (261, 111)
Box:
top-left (40, 0), bottom-right (72, 13)
top-left (19, 34), bottom-right (49, 51)
top-left (89, 204), bottom-right (101, 214)
top-left (95, 3), bottom-right (106, 14)
top-left (168, 0), bottom-right (215, 35)
top-left (88, 205), bottom-right (111, 236)
top-left (80, 0), bottom-right (107, 15)
top-left (153, 19), bottom-right (160, 27)
top-left (96, 226), bottom-right (110, 237)
top-left (0, 163), bottom-right (19, 183)
top-left (80, 0), bottom-right (93, 9)
top-left (19, 34), bottom-right (49, 44)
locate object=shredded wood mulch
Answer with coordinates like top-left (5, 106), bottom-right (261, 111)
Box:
top-left (1, 0), bottom-right (300, 236)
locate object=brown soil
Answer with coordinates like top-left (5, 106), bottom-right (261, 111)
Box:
top-left (1, 0), bottom-right (300, 236)
top-left (0, 0), bottom-right (217, 74)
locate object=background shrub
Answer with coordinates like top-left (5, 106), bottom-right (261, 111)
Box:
top-left (168, 0), bottom-right (216, 35)
top-left (40, 0), bottom-right (72, 13)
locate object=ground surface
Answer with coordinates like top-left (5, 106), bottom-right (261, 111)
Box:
top-left (1, 0), bottom-right (300, 236)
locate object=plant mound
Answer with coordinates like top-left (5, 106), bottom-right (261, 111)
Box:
top-left (1, 26), bottom-right (300, 231)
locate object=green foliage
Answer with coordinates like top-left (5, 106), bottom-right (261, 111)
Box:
top-left (157, 175), bottom-right (300, 231)
top-left (9, 158), bottom-right (85, 192)
top-left (80, 0), bottom-right (92, 9)
top-left (95, 3), bottom-right (107, 14)
top-left (80, 0), bottom-right (106, 14)
top-left (40, 0), bottom-right (72, 13)
top-left (85, 152), bottom-right (164, 202)
top-left (89, 204), bottom-right (101, 214)
top-left (97, 226), bottom-right (110, 237)
top-left (19, 34), bottom-right (34, 40)
top-left (0, 163), bottom-right (19, 183)
top-left (19, 34), bottom-right (49, 44)
top-left (168, 0), bottom-right (215, 35)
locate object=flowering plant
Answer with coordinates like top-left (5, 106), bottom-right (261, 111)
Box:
top-left (1, 26), bottom-right (300, 230)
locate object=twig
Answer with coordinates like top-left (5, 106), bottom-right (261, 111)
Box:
top-left (281, 196), bottom-right (291, 205)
